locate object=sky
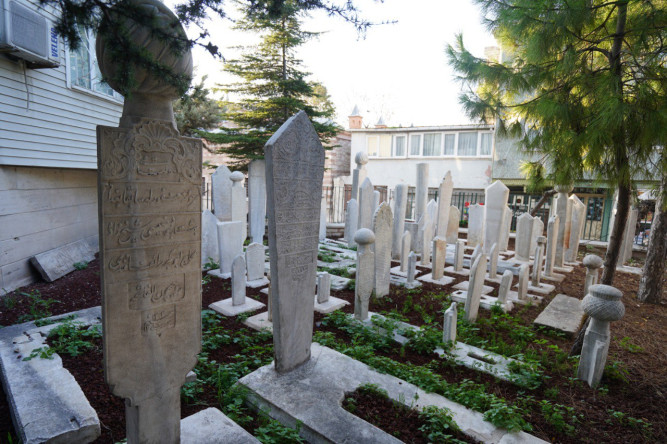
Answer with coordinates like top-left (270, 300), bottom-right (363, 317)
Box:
top-left (166, 0), bottom-right (497, 128)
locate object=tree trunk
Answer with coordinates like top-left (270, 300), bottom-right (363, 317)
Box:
top-left (530, 189), bottom-right (556, 217)
top-left (637, 179), bottom-right (666, 304)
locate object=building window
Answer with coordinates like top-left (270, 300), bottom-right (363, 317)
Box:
top-left (423, 133), bottom-right (441, 156)
top-left (367, 135), bottom-right (379, 156)
top-left (68, 27), bottom-right (121, 99)
top-left (457, 132), bottom-right (478, 156)
top-left (480, 132), bottom-right (492, 156)
top-left (394, 135), bottom-right (406, 157)
top-left (443, 134), bottom-right (456, 155)
top-left (367, 134), bottom-right (392, 157)
top-left (410, 134), bottom-right (421, 156)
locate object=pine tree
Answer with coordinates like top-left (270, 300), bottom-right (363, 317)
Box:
top-left (203, 1), bottom-right (340, 169)
top-left (173, 76), bottom-right (224, 136)
top-left (447, 0), bottom-right (666, 286)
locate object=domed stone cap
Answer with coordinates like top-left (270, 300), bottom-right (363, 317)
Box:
top-left (354, 228), bottom-right (375, 245)
top-left (355, 152), bottom-right (369, 166)
top-left (554, 183), bottom-right (574, 194)
top-left (582, 284), bottom-right (625, 322)
top-left (583, 254), bottom-right (603, 270)
top-left (96, 0), bottom-right (193, 99)
top-left (230, 171), bottom-right (244, 183)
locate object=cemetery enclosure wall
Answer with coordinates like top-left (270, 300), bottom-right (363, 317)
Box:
top-left (0, 166), bottom-right (98, 293)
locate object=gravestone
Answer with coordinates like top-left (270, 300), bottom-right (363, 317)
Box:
top-left (319, 196), bottom-right (327, 241)
top-left (483, 181), bottom-right (509, 254)
top-left (216, 221), bottom-right (244, 277)
top-left (246, 243), bottom-right (266, 282)
top-left (530, 217), bottom-right (544, 257)
top-left (400, 231), bottom-right (411, 273)
top-left (96, 2), bottom-right (201, 439)
top-left (344, 199), bottom-right (359, 248)
top-left (532, 237), bottom-right (546, 286)
top-left (351, 152), bottom-right (368, 202)
top-left (230, 171), bottom-right (248, 242)
top-left (391, 184), bottom-right (408, 259)
top-left (454, 239), bottom-right (465, 272)
top-left (358, 178), bottom-right (374, 230)
top-left (436, 171), bottom-right (454, 237)
top-left (317, 272), bottom-right (331, 304)
top-left (470, 244), bottom-right (482, 267)
top-left (554, 184), bottom-right (573, 267)
top-left (407, 251), bottom-right (417, 285)
top-left (619, 207), bottom-right (639, 265)
top-left (415, 163), bottom-right (429, 222)
top-left (202, 209), bottom-right (219, 267)
top-left (418, 201), bottom-right (436, 265)
top-left (583, 254), bottom-right (603, 297)
top-left (404, 222), bottom-right (418, 251)
top-left (497, 270), bottom-right (513, 304)
top-left (432, 237), bottom-right (447, 280)
top-left (515, 213), bottom-right (534, 262)
top-left (488, 242), bottom-right (499, 279)
top-left (211, 164), bottom-right (232, 221)
top-left (565, 195), bottom-right (586, 263)
top-left (442, 302), bottom-right (457, 343)
top-left (499, 206), bottom-right (512, 252)
top-left (373, 203), bottom-right (393, 297)
top-left (544, 215), bottom-right (559, 278)
top-left (248, 159), bottom-right (267, 244)
top-left (446, 206), bottom-right (460, 244)
top-left (517, 264), bottom-right (529, 301)
top-left (467, 204), bottom-right (485, 248)
top-left (265, 110), bottom-right (324, 373)
top-left (372, 190), bottom-right (381, 217)
top-left (464, 254), bottom-right (487, 322)
top-left (232, 255), bottom-right (246, 306)
top-left (354, 228), bottom-right (375, 321)
top-left (30, 239), bottom-right (97, 283)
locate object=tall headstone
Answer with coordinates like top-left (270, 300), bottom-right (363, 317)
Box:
top-left (231, 255), bottom-right (246, 306)
top-left (317, 272), bottom-right (331, 304)
top-left (464, 254), bottom-right (487, 322)
top-left (391, 184), bottom-right (408, 259)
top-left (404, 222), bottom-right (419, 252)
top-left (544, 215), bottom-right (559, 277)
top-left (248, 159), bottom-right (267, 244)
top-left (344, 199), bottom-right (359, 248)
top-left (372, 190), bottom-right (381, 217)
top-left (419, 200), bottom-right (437, 266)
top-left (565, 195), bottom-right (586, 263)
top-left (351, 152), bottom-right (368, 201)
top-left (454, 239), bottom-right (465, 272)
top-left (497, 270), bottom-right (513, 304)
top-left (230, 171), bottom-right (248, 242)
top-left (619, 207), bottom-right (639, 264)
top-left (319, 196), bottom-right (327, 241)
top-left (531, 237), bottom-right (545, 286)
top-left (470, 244), bottom-right (482, 267)
top-left (467, 204), bottom-right (485, 248)
top-left (517, 264), bottom-right (529, 301)
top-left (217, 221), bottom-right (243, 276)
top-left (202, 209), bottom-right (219, 267)
top-left (432, 237), bottom-right (447, 280)
top-left (483, 181), bottom-right (510, 254)
top-left (583, 254), bottom-right (603, 297)
top-left (358, 178), bottom-right (374, 230)
top-left (436, 172), bottom-right (454, 237)
top-left (415, 163), bottom-right (429, 222)
top-left (515, 213), bottom-right (534, 261)
top-left (354, 228), bottom-right (375, 321)
top-left (499, 206), bottom-right (512, 252)
top-left (530, 217), bottom-right (544, 257)
top-left (446, 206), bottom-right (460, 244)
top-left (442, 302), bottom-right (457, 343)
top-left (488, 242), bottom-right (499, 279)
top-left (96, 2), bottom-right (200, 440)
top-left (265, 110), bottom-right (324, 373)
top-left (245, 242), bottom-right (266, 282)
top-left (554, 184), bottom-right (573, 267)
top-left (577, 285), bottom-right (625, 387)
top-left (407, 251), bottom-right (417, 285)
top-left (373, 203), bottom-right (393, 297)
top-left (400, 231), bottom-right (411, 273)
top-left (211, 164), bottom-right (232, 221)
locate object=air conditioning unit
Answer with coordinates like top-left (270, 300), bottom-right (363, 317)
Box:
top-left (0, 0), bottom-right (59, 68)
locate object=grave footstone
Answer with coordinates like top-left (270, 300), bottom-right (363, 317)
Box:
top-left (544, 215), bottom-right (559, 278)
top-left (354, 228), bottom-right (375, 321)
top-left (530, 218), bottom-right (544, 257)
top-left (30, 238), bottom-right (96, 283)
top-left (483, 181), bottom-right (509, 254)
top-left (391, 184), bottom-right (408, 259)
top-left (317, 272), bottom-right (331, 304)
top-left (442, 302), bottom-right (457, 343)
top-left (232, 255), bottom-right (246, 306)
top-left (351, 152), bottom-right (368, 201)
top-left (265, 110), bottom-right (324, 373)
top-left (216, 221), bottom-right (244, 277)
top-left (96, 4), bottom-right (202, 439)
top-left (531, 237), bottom-right (545, 286)
top-left (464, 254), bottom-right (487, 322)
top-left (454, 239), bottom-right (465, 272)
top-left (517, 264), bottom-right (529, 301)
top-left (202, 209), bottom-right (220, 267)
top-left (554, 184), bottom-right (573, 267)
top-left (500, 206), bottom-right (512, 252)
top-left (358, 178), bottom-right (374, 230)
top-left (432, 237), bottom-right (447, 280)
top-left (230, 171), bottom-right (248, 242)
top-left (436, 172), bottom-right (454, 237)
top-left (515, 213), bottom-right (534, 262)
top-left (566, 195), bottom-right (586, 263)
top-left (470, 244), bottom-right (482, 266)
top-left (467, 204), bottom-right (485, 248)
top-left (246, 243), bottom-right (268, 287)
top-left (446, 206), bottom-right (460, 244)
top-left (415, 163), bottom-right (429, 222)
top-left (211, 164), bottom-right (232, 221)
top-left (373, 203), bottom-right (393, 297)
top-left (248, 159), bottom-right (267, 244)
top-left (372, 190), bottom-right (381, 217)
top-left (419, 200), bottom-right (437, 265)
top-left (407, 251), bottom-right (417, 285)
top-left (400, 231), bottom-right (411, 273)
top-left (345, 199), bottom-right (359, 248)
top-left (488, 242), bottom-right (499, 280)
top-left (497, 270), bottom-right (513, 304)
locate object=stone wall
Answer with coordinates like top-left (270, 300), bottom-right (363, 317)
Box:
top-left (324, 132), bottom-right (351, 187)
top-left (0, 166), bottom-right (98, 293)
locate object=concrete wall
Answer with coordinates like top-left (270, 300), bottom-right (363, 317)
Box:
top-left (0, 166), bottom-right (98, 293)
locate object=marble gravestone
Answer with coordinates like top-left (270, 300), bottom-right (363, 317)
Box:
top-left (619, 207), bottom-right (639, 265)
top-left (317, 272), bottom-right (331, 304)
top-left (231, 255), bottom-right (247, 306)
top-left (497, 270), bottom-right (513, 305)
top-left (499, 206), bottom-right (512, 252)
top-left (201, 209), bottom-right (219, 267)
top-left (215, 221), bottom-right (244, 278)
top-left (488, 242), bottom-right (499, 280)
top-left (245, 242), bottom-right (268, 286)
top-left (436, 171), bottom-right (454, 237)
top-left (407, 251), bottom-right (418, 286)
top-left (230, 171), bottom-right (248, 242)
top-left (319, 196), bottom-right (327, 241)
top-left (467, 204), bottom-right (485, 248)
top-left (454, 239), bottom-right (465, 272)
top-left (391, 184), bottom-right (408, 259)
top-left (358, 178), bottom-right (374, 230)
top-left (351, 152), bottom-right (368, 202)
top-left (442, 302), bottom-right (457, 343)
top-left (248, 159), bottom-right (267, 244)
top-left (265, 111), bottom-right (324, 373)
top-left (95, 1), bottom-right (201, 440)
top-left (373, 203), bottom-right (393, 298)
top-left (464, 254), bottom-right (488, 322)
top-left (515, 213), bottom-right (534, 262)
top-left (532, 237), bottom-right (546, 286)
top-left (483, 181), bottom-right (509, 254)
top-left (419, 200), bottom-right (437, 266)
top-left (372, 190), bottom-right (381, 217)
top-left (554, 184), bottom-right (573, 267)
top-left (211, 164), bottom-right (232, 221)
top-left (566, 195), bottom-right (586, 263)
top-left (415, 163), bottom-right (429, 222)
top-left (544, 215), bottom-right (559, 278)
top-left (517, 264), bottom-right (530, 301)
top-left (344, 199), bottom-right (359, 248)
top-left (400, 231), bottom-right (411, 273)
top-left (446, 206), bottom-right (460, 244)
top-left (432, 237), bottom-right (447, 280)
top-left (529, 217), bottom-right (544, 257)
top-left (354, 229), bottom-right (375, 321)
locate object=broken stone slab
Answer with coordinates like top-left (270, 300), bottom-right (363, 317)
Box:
top-left (438, 342), bottom-right (521, 384)
top-left (0, 307), bottom-right (103, 444)
top-left (181, 407), bottom-right (259, 444)
top-left (313, 295), bottom-right (350, 314)
top-left (389, 274), bottom-right (422, 289)
top-left (209, 297), bottom-right (265, 317)
top-left (443, 266), bottom-right (470, 277)
top-left (238, 343), bottom-right (548, 444)
top-left (514, 282), bottom-right (556, 296)
top-left (29, 238), bottom-right (97, 282)
top-left (453, 281), bottom-right (494, 295)
top-left (533, 294), bottom-right (585, 336)
top-left (417, 273), bottom-right (455, 286)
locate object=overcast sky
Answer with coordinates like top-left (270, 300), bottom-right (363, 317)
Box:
top-left (167, 0), bottom-right (497, 127)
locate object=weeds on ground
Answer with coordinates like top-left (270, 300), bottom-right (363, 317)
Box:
top-left (73, 261), bottom-right (89, 270)
top-left (16, 290), bottom-right (59, 323)
top-left (23, 320), bottom-right (101, 361)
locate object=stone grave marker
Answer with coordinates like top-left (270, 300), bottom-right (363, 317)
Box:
top-left (230, 171), bottom-right (248, 242)
top-left (373, 203), bottom-right (393, 297)
top-left (351, 152), bottom-right (368, 201)
top-left (415, 163), bottom-right (429, 222)
top-left (354, 228), bottom-right (375, 321)
top-left (317, 272), bottom-right (331, 304)
top-left (554, 184), bottom-right (573, 267)
top-left (432, 237), bottom-right (447, 280)
top-left (500, 206), bottom-right (512, 252)
top-left (517, 264), bottom-right (529, 301)
top-left (391, 184), bottom-right (408, 259)
top-left (544, 215), bottom-right (559, 278)
top-left (497, 270), bottom-right (513, 304)
top-left (530, 217), bottom-right (544, 257)
top-left (265, 110), bottom-right (324, 373)
top-left (248, 159), bottom-right (267, 244)
top-left (442, 302), bottom-right (457, 343)
top-left (319, 196), bottom-right (327, 241)
top-left (405, 221), bottom-right (418, 251)
top-left (454, 239), bottom-right (465, 272)
top-left (400, 231), bottom-right (411, 273)
top-left (446, 206), bottom-right (460, 244)
top-left (515, 213), bottom-right (534, 262)
top-left (470, 244), bottom-right (482, 267)
top-left (407, 251), bottom-right (417, 285)
top-left (215, 221), bottom-right (244, 278)
top-left (246, 243), bottom-right (269, 287)
top-left (566, 195), bottom-right (586, 263)
top-left (467, 203), bottom-right (485, 248)
top-left (488, 242), bottom-right (499, 279)
top-left (344, 199), bottom-right (359, 248)
top-left (531, 237), bottom-right (545, 286)
top-left (211, 164), bottom-right (232, 221)
top-left (483, 181), bottom-right (509, 254)
top-left (201, 209), bottom-right (219, 267)
top-left (232, 255), bottom-right (246, 306)
top-left (619, 207), bottom-right (639, 265)
top-left (30, 238), bottom-right (96, 283)
top-left (436, 171), bottom-right (454, 237)
top-left (372, 190), bottom-right (381, 216)
top-left (583, 254), bottom-right (603, 296)
top-left (358, 177), bottom-right (374, 230)
top-left (464, 254), bottom-right (487, 322)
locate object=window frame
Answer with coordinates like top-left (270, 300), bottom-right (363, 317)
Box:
top-left (393, 134), bottom-right (407, 158)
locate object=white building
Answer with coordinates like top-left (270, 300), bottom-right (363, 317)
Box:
top-left (1, 0), bottom-right (123, 292)
top-left (348, 108), bottom-right (494, 192)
